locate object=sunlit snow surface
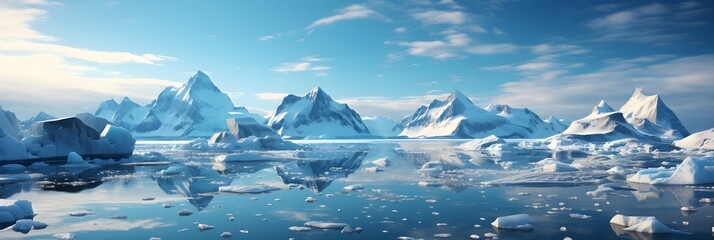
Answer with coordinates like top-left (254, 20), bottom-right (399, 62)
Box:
top-left (1, 139), bottom-right (713, 239)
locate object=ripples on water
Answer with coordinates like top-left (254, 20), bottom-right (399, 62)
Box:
top-left (1, 140), bottom-right (713, 239)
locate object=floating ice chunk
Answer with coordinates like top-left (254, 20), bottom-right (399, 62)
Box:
top-left (65, 152), bottom-right (90, 166)
top-left (341, 225), bottom-right (354, 234)
top-left (609, 214), bottom-right (671, 233)
top-left (673, 128), bottom-right (714, 150)
top-left (364, 166), bottom-right (383, 173)
top-left (491, 214), bottom-right (534, 230)
top-left (0, 199), bottom-right (34, 225)
top-left (215, 153), bottom-right (278, 162)
top-left (305, 197), bottom-right (316, 203)
top-left (484, 232), bottom-right (497, 237)
top-left (433, 233), bottom-right (452, 238)
top-left (627, 156), bottom-right (714, 185)
top-left (220, 231), bottom-right (232, 238)
top-left (142, 197), bottom-right (155, 201)
top-left (606, 166), bottom-right (626, 175)
top-left (177, 209), bottom-right (193, 216)
top-left (197, 223), bottom-right (214, 231)
top-left (371, 158), bottom-right (391, 167)
top-left (418, 181), bottom-right (442, 187)
top-left (469, 234), bottom-right (479, 239)
top-left (288, 226), bottom-right (312, 232)
top-left (53, 233), bottom-right (76, 239)
top-left (543, 160), bottom-right (579, 172)
top-left (149, 238), bottom-right (160, 240)
top-left (304, 221), bottom-right (350, 229)
top-left (560, 226), bottom-right (567, 231)
top-left (219, 185), bottom-right (281, 194)
top-left (343, 184), bottom-right (364, 192)
top-left (162, 203), bottom-right (174, 208)
top-left (68, 211), bottom-right (95, 217)
top-left (699, 198), bottom-right (712, 203)
top-left (160, 166), bottom-right (185, 176)
top-left (586, 184), bottom-right (615, 198)
top-left (680, 206), bottom-right (696, 212)
top-left (12, 219), bottom-right (36, 233)
top-left (569, 213), bottom-right (592, 219)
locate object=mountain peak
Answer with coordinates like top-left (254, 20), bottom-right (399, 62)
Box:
top-left (591, 99), bottom-right (615, 115)
top-left (305, 86), bottom-right (333, 102)
top-left (486, 104), bottom-right (511, 114)
top-left (184, 70), bottom-right (220, 93)
top-left (446, 90), bottom-right (473, 105)
top-left (619, 88), bottom-right (690, 137)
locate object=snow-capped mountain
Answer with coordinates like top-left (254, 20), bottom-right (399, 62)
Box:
top-left (556, 100), bottom-right (659, 142)
top-left (95, 99), bottom-right (119, 120)
top-left (543, 116), bottom-right (570, 133)
top-left (673, 128), bottom-right (714, 150)
top-left (619, 89), bottom-right (690, 139)
top-left (266, 87), bottom-right (370, 138)
top-left (92, 71), bottom-right (264, 137)
top-left (0, 106), bottom-right (22, 140)
top-left (362, 116), bottom-right (403, 137)
top-left (399, 91), bottom-right (529, 138)
top-left (109, 97), bottom-right (150, 131)
top-left (20, 111), bottom-right (55, 129)
top-left (485, 104), bottom-right (560, 138)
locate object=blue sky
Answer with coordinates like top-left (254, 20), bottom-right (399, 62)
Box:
top-left (1, 0), bottom-right (713, 131)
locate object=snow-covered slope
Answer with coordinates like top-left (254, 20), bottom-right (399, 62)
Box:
top-left (485, 104), bottom-right (559, 138)
top-left (555, 100), bottom-right (659, 142)
top-left (267, 87), bottom-right (370, 138)
top-left (399, 91), bottom-right (528, 138)
top-left (0, 106), bottom-right (21, 140)
top-left (673, 128), bottom-right (714, 150)
top-left (95, 99), bottom-right (119, 120)
top-left (619, 89), bottom-right (690, 139)
top-left (21, 111), bottom-right (55, 128)
top-left (362, 116), bottom-right (402, 137)
top-left (109, 97), bottom-right (150, 131)
top-left (543, 116), bottom-right (570, 133)
top-left (106, 71), bottom-right (263, 137)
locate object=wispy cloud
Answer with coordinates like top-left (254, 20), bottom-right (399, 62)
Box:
top-left (492, 54), bottom-right (714, 131)
top-left (258, 33), bottom-right (282, 41)
top-left (306, 4), bottom-right (381, 31)
top-left (396, 33), bottom-right (517, 59)
top-left (587, 2), bottom-right (710, 45)
top-left (255, 92), bottom-right (288, 101)
top-left (271, 56), bottom-right (332, 75)
top-left (412, 10), bottom-right (466, 25)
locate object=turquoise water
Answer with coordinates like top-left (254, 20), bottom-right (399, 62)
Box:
top-left (1, 141), bottom-right (713, 239)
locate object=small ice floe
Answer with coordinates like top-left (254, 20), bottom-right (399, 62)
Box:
top-left (606, 166), bottom-right (626, 175)
top-left (325, 194), bottom-right (334, 198)
top-left (586, 184), bottom-right (615, 198)
top-left (372, 158), bottom-right (391, 167)
top-left (0, 199), bottom-right (34, 225)
top-left (433, 233), bottom-right (451, 238)
top-left (425, 199), bottom-right (438, 203)
top-left (343, 184), bottom-right (364, 192)
top-left (149, 237), bottom-right (161, 240)
top-left (627, 156), bottom-right (714, 185)
top-left (142, 197), bottom-right (155, 201)
top-left (68, 211), bottom-right (95, 217)
top-left (288, 226), bottom-right (312, 232)
top-left (542, 160), bottom-right (579, 172)
top-left (508, 197), bottom-right (519, 202)
top-left (354, 227), bottom-right (362, 233)
top-left (680, 206), bottom-right (697, 213)
top-left (177, 209), bottom-right (193, 216)
top-left (436, 223), bottom-right (448, 226)
top-left (178, 228), bottom-right (188, 232)
top-left (469, 234), bottom-right (479, 239)
top-left (162, 203), bottom-right (174, 208)
top-left (53, 233), bottom-right (76, 239)
top-left (12, 219), bottom-right (48, 234)
top-left (473, 224), bottom-right (481, 228)
top-left (219, 185), bottom-right (280, 194)
top-left (305, 197), bottom-right (316, 203)
top-left (484, 232), bottom-right (497, 238)
top-left (228, 216), bottom-right (236, 221)
top-left (517, 192), bottom-right (530, 196)
top-left (397, 237), bottom-right (422, 240)
top-left (341, 225), bottom-right (354, 234)
top-left (220, 231), bottom-right (232, 238)
top-left (160, 166), bottom-right (184, 176)
top-left (197, 223), bottom-right (215, 231)
top-left (609, 214), bottom-right (672, 233)
top-left (214, 153), bottom-right (278, 162)
top-left (418, 181), bottom-right (442, 187)
top-left (698, 198), bottom-right (711, 204)
top-left (109, 215), bottom-right (127, 220)
top-left (569, 213), bottom-right (592, 219)
top-left (564, 237), bottom-right (572, 240)
top-left (304, 221), bottom-right (350, 229)
top-left (560, 226), bottom-right (567, 231)
top-left (364, 166), bottom-right (383, 173)
top-left (491, 214), bottom-right (534, 230)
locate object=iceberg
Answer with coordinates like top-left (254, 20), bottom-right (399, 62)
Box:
top-left (609, 214), bottom-right (671, 233)
top-left (26, 117), bottom-right (135, 160)
top-left (0, 199), bottom-right (34, 226)
top-left (673, 128), bottom-right (714, 150)
top-left (491, 214), bottom-right (534, 230)
top-left (627, 156), bottom-right (714, 185)
top-left (227, 117), bottom-right (280, 139)
top-left (542, 160), bottom-right (579, 172)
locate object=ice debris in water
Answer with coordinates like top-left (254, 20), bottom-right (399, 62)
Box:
top-left (609, 214), bottom-right (672, 233)
top-left (491, 214), bottom-right (534, 230)
top-left (343, 184), bottom-right (364, 192)
top-left (177, 209), bottom-right (193, 216)
top-left (197, 223), bottom-right (214, 231)
top-left (220, 231), bottom-right (232, 238)
top-left (288, 226), bottom-right (312, 232)
top-left (53, 233), bottom-right (76, 239)
top-left (304, 221), bottom-right (350, 229)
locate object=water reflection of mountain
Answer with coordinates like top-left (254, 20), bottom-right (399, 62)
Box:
top-left (156, 165), bottom-right (230, 211)
top-left (629, 183), bottom-right (714, 207)
top-left (275, 150), bottom-right (366, 193)
top-left (212, 161), bottom-right (275, 175)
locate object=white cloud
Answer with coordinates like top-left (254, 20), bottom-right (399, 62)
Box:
top-left (394, 27), bottom-right (407, 33)
top-left (412, 10), bottom-right (467, 25)
top-left (258, 33), bottom-right (282, 41)
top-left (306, 4), bottom-right (380, 31)
top-left (397, 33), bottom-right (517, 59)
top-left (492, 54), bottom-right (714, 132)
top-left (0, 1), bottom-right (180, 118)
top-left (272, 56), bottom-right (331, 75)
top-left (255, 92), bottom-right (289, 101)
top-left (273, 62), bottom-right (312, 72)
